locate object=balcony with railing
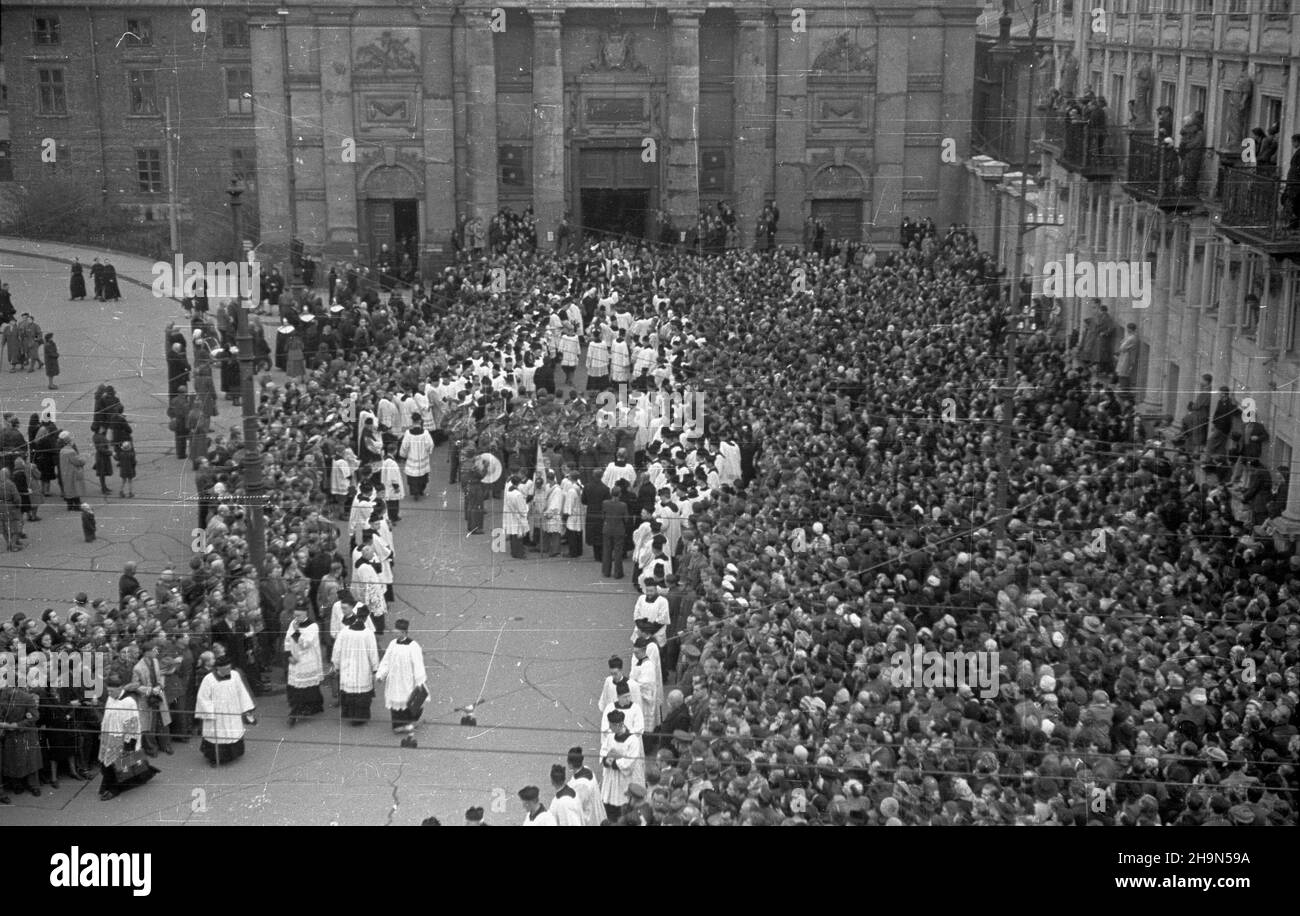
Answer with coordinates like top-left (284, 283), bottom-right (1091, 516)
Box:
top-left (1058, 121), bottom-right (1125, 179)
top-left (1122, 134), bottom-right (1213, 210)
top-left (1216, 165), bottom-right (1300, 254)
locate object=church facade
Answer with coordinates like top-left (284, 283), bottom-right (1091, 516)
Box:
top-left (250, 1), bottom-right (978, 269)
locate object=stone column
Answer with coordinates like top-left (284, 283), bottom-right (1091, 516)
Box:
top-left (318, 12), bottom-right (359, 265)
top-left (421, 7), bottom-right (456, 268)
top-left (665, 9), bottom-right (703, 228)
top-left (733, 12), bottom-right (770, 245)
top-left (1140, 215), bottom-right (1173, 416)
top-left (465, 10), bottom-right (499, 222)
top-left (250, 15), bottom-right (290, 264)
top-left (874, 10), bottom-right (913, 246)
top-left (532, 11), bottom-right (565, 251)
top-left (773, 10), bottom-right (809, 247)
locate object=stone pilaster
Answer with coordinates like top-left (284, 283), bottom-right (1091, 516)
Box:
top-left (733, 12), bottom-right (770, 246)
top-left (773, 9), bottom-right (809, 247)
top-left (421, 7), bottom-right (456, 266)
top-left (874, 9), bottom-right (913, 245)
top-left (532, 11), bottom-right (565, 250)
top-left (665, 9), bottom-right (703, 227)
top-left (318, 12), bottom-right (359, 265)
top-left (250, 15), bottom-right (290, 265)
top-left (465, 9), bottom-right (499, 221)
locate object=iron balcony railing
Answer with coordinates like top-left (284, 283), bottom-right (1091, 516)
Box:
top-left (1060, 120), bottom-right (1125, 177)
top-left (1219, 164), bottom-right (1300, 246)
top-left (1125, 134), bottom-right (1214, 203)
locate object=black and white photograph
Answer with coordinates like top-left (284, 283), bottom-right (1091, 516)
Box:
top-left (0, 0), bottom-right (1295, 877)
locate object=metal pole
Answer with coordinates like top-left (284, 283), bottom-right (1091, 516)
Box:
top-left (236, 301), bottom-right (266, 580)
top-left (997, 0), bottom-right (1040, 544)
top-left (164, 96), bottom-right (179, 253)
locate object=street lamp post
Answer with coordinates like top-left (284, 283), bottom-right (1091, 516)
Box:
top-left (278, 6), bottom-right (299, 291)
top-left (228, 177), bottom-right (266, 581)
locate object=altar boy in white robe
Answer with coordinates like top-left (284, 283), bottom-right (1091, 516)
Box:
top-left (333, 607), bottom-right (380, 725)
top-left (195, 656), bottom-right (256, 766)
top-left (375, 618), bottom-right (427, 735)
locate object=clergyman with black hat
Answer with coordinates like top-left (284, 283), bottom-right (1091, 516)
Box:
top-left (375, 618), bottom-right (427, 735)
top-left (195, 654), bottom-right (257, 766)
top-left (599, 708), bottom-right (643, 822)
top-left (518, 784), bottom-right (556, 826)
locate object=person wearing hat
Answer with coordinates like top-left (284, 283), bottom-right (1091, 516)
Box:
top-left (96, 672), bottom-right (160, 800)
top-left (375, 618), bottom-right (428, 736)
top-left (503, 475), bottom-right (531, 559)
top-left (194, 654), bottom-right (256, 767)
top-left (518, 784), bottom-right (556, 826)
top-left (600, 678), bottom-right (645, 744)
top-left (566, 747), bottom-right (603, 826)
top-left (548, 763), bottom-right (584, 825)
top-left (57, 431), bottom-right (86, 512)
top-left (284, 606), bottom-right (325, 726)
top-left (463, 806), bottom-right (486, 826)
top-left (332, 606), bottom-right (380, 725)
top-left (599, 708), bottom-right (643, 822)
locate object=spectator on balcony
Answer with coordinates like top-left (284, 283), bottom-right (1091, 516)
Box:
top-left (1177, 113), bottom-right (1206, 191)
top-left (1088, 97), bottom-right (1108, 157)
top-left (1253, 127), bottom-right (1277, 176)
top-left (1155, 106), bottom-right (1174, 141)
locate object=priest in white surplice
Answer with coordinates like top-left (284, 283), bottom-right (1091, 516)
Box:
top-left (333, 607), bottom-right (380, 724)
top-left (599, 709), bottom-right (643, 822)
top-left (195, 656), bottom-right (256, 767)
top-left (375, 618), bottom-right (427, 734)
top-left (628, 637), bottom-right (663, 735)
top-left (284, 606), bottom-right (324, 725)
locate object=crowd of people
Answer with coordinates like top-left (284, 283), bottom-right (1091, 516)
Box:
top-left (2, 212), bottom-right (1297, 825)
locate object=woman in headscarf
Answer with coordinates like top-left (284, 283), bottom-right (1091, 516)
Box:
top-left (98, 672), bottom-right (159, 800)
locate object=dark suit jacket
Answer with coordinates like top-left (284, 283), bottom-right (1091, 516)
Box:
top-left (601, 497), bottom-right (628, 541)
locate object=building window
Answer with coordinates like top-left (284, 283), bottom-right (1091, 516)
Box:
top-left (221, 18), bottom-right (250, 49)
top-left (1160, 81), bottom-right (1176, 113)
top-left (231, 148), bottom-right (257, 190)
top-left (1290, 275), bottom-right (1300, 352)
top-left (1111, 75), bottom-right (1125, 116)
top-left (1262, 97), bottom-right (1282, 133)
top-left (124, 17), bottom-right (153, 46)
top-left (37, 69), bottom-right (67, 115)
top-left (136, 148), bottom-right (163, 193)
top-left (1192, 0), bottom-right (1211, 14)
top-left (1188, 84), bottom-right (1206, 121)
top-left (225, 68), bottom-right (253, 115)
top-left (1267, 0), bottom-right (1292, 17)
top-left (499, 146), bottom-right (527, 187)
top-left (0, 141), bottom-right (12, 182)
top-left (33, 16), bottom-right (60, 45)
top-left (128, 69), bottom-right (158, 115)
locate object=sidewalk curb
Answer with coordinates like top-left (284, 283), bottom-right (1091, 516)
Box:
top-left (0, 243), bottom-right (180, 303)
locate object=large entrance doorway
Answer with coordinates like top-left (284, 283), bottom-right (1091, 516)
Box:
top-left (810, 199), bottom-right (864, 243)
top-left (580, 189), bottom-right (650, 239)
top-left (577, 146), bottom-right (657, 240)
top-left (365, 199), bottom-right (419, 265)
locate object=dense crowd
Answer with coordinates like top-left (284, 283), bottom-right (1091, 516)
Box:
top-left (3, 218), bottom-right (1297, 824)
